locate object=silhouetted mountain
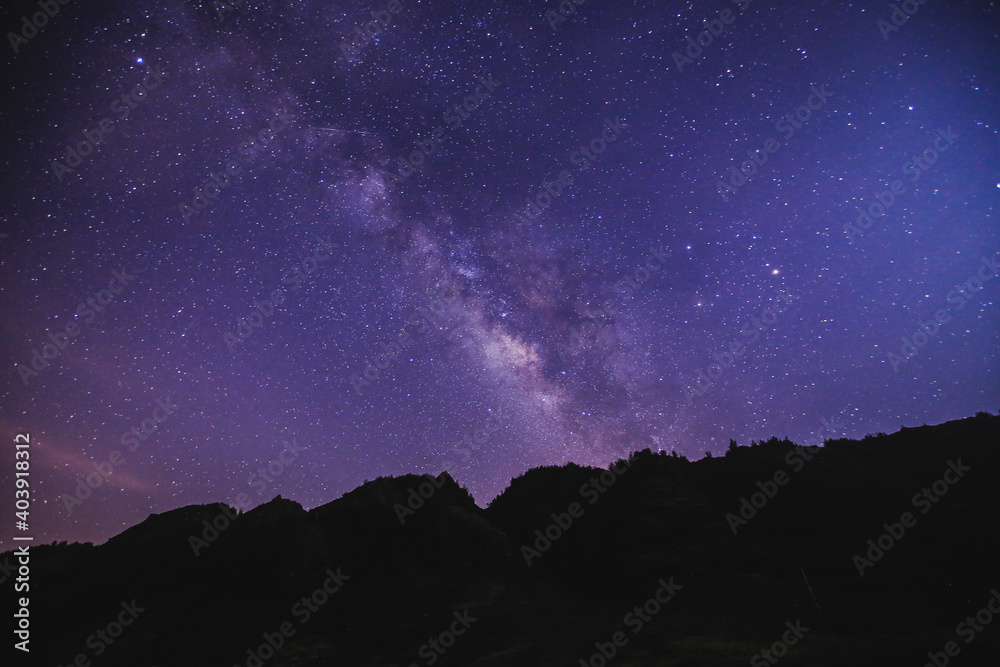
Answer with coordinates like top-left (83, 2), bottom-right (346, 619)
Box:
top-left (6, 414), bottom-right (999, 666)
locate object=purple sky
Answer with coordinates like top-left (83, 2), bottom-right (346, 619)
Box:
top-left (1, 0), bottom-right (997, 548)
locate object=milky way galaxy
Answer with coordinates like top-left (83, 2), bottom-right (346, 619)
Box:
top-left (1, 0), bottom-right (997, 546)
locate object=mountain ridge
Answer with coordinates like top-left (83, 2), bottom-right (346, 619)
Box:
top-left (6, 412), bottom-right (998, 666)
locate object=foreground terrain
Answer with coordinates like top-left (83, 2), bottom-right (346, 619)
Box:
top-left (6, 414), bottom-right (999, 666)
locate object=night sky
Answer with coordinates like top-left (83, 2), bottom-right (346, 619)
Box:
top-left (1, 0), bottom-right (997, 548)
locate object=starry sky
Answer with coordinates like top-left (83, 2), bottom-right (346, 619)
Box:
top-left (1, 0), bottom-right (997, 547)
